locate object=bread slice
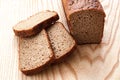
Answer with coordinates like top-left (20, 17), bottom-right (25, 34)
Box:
top-left (13, 10), bottom-right (59, 37)
top-left (46, 22), bottom-right (76, 62)
top-left (62, 0), bottom-right (106, 44)
top-left (19, 29), bottom-right (54, 75)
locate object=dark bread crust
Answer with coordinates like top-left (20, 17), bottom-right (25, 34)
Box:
top-left (62, 0), bottom-right (106, 44)
top-left (13, 11), bottom-right (59, 38)
top-left (19, 30), bottom-right (54, 75)
top-left (62, 0), bottom-right (105, 19)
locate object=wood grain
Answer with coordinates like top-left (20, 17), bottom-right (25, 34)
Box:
top-left (0, 0), bottom-right (120, 80)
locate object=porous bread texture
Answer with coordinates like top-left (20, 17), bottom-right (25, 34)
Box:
top-left (47, 22), bottom-right (76, 61)
top-left (62, 0), bottom-right (106, 44)
top-left (19, 29), bottom-right (54, 74)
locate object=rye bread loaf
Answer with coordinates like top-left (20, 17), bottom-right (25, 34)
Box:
top-left (13, 10), bottom-right (59, 37)
top-left (62, 0), bottom-right (106, 44)
top-left (46, 22), bottom-right (76, 62)
top-left (19, 29), bottom-right (54, 75)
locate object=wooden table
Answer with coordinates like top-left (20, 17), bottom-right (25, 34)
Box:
top-left (0, 0), bottom-right (120, 80)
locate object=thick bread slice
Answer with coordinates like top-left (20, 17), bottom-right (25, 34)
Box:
top-left (47, 22), bottom-right (76, 62)
top-left (62, 0), bottom-right (106, 44)
top-left (19, 29), bottom-right (54, 75)
top-left (13, 10), bottom-right (59, 37)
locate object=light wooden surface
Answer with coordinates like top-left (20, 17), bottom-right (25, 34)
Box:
top-left (0, 0), bottom-right (120, 80)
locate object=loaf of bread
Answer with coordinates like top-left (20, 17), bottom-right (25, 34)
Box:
top-left (46, 22), bottom-right (76, 62)
top-left (62, 0), bottom-right (106, 44)
top-left (19, 30), bottom-right (54, 75)
top-left (13, 10), bottom-right (59, 37)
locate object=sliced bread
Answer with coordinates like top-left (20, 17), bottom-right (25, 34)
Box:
top-left (46, 22), bottom-right (76, 62)
top-left (13, 10), bottom-right (59, 37)
top-left (19, 29), bottom-right (54, 75)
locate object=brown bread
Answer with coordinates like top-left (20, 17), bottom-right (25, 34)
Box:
top-left (19, 30), bottom-right (54, 75)
top-left (13, 10), bottom-right (59, 37)
top-left (62, 0), bottom-right (106, 44)
top-left (47, 22), bottom-right (76, 62)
